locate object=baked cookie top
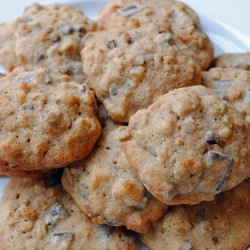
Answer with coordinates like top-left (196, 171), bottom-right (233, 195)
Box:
top-left (202, 68), bottom-right (250, 123)
top-left (82, 21), bottom-right (201, 123)
top-left (62, 120), bottom-right (168, 233)
top-left (98, 0), bottom-right (214, 70)
top-left (0, 3), bottom-right (97, 83)
top-left (126, 86), bottom-right (249, 205)
top-left (213, 53), bottom-right (250, 70)
top-left (0, 178), bottom-right (135, 250)
top-left (0, 67), bottom-right (101, 171)
top-left (141, 178), bottom-right (250, 250)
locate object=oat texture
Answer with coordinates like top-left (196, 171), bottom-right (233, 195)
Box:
top-left (0, 67), bottom-right (101, 171)
top-left (62, 120), bottom-right (168, 233)
top-left (0, 178), bottom-right (135, 250)
top-left (141, 179), bottom-right (250, 250)
top-left (126, 86), bottom-right (249, 205)
top-left (82, 21), bottom-right (201, 122)
top-left (202, 68), bottom-right (250, 123)
top-left (98, 0), bottom-right (214, 70)
top-left (0, 3), bottom-right (97, 82)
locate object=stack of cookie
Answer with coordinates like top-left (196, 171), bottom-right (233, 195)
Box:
top-left (0, 1), bottom-right (249, 249)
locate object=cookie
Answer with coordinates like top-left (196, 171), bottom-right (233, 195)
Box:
top-left (213, 53), bottom-right (250, 70)
top-left (0, 166), bottom-right (58, 179)
top-left (0, 67), bottom-right (101, 171)
top-left (0, 178), bottom-right (135, 250)
top-left (125, 85), bottom-right (249, 205)
top-left (0, 21), bottom-right (21, 72)
top-left (82, 21), bottom-right (201, 122)
top-left (141, 178), bottom-right (250, 250)
top-left (62, 120), bottom-right (168, 233)
top-left (0, 3), bottom-right (97, 82)
top-left (202, 68), bottom-right (250, 123)
top-left (98, 0), bottom-right (214, 70)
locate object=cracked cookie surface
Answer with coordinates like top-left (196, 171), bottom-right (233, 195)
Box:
top-left (126, 86), bottom-right (249, 205)
top-left (62, 119), bottom-right (167, 233)
top-left (0, 178), bottom-right (135, 250)
top-left (0, 67), bottom-right (101, 171)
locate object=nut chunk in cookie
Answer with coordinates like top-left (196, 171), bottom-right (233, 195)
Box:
top-left (202, 67), bottom-right (250, 123)
top-left (98, 0), bottom-right (214, 70)
top-left (62, 120), bottom-right (168, 233)
top-left (141, 179), bottom-right (250, 250)
top-left (126, 86), bottom-right (249, 205)
top-left (0, 3), bottom-right (97, 82)
top-left (0, 67), bottom-right (101, 171)
top-left (0, 178), bottom-right (135, 250)
top-left (82, 21), bottom-right (201, 123)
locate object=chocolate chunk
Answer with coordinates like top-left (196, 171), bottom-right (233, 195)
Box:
top-left (52, 232), bottom-right (73, 240)
top-left (182, 240), bottom-right (193, 250)
top-left (107, 40), bottom-right (117, 49)
top-left (81, 85), bottom-right (87, 93)
top-left (51, 36), bottom-right (61, 43)
top-left (75, 25), bottom-right (86, 33)
top-left (119, 3), bottom-right (148, 18)
top-left (34, 52), bottom-right (45, 62)
top-left (44, 71), bottom-right (52, 85)
top-left (24, 104), bottom-right (34, 111)
top-left (49, 202), bottom-right (65, 217)
top-left (124, 33), bottom-right (135, 44)
top-left (149, 151), bottom-right (157, 157)
top-left (62, 25), bottom-right (74, 35)
top-left (109, 84), bottom-right (118, 96)
top-left (205, 131), bottom-right (226, 147)
top-left (206, 151), bottom-right (234, 193)
top-left (212, 236), bottom-right (219, 245)
top-left (165, 32), bottom-right (175, 45)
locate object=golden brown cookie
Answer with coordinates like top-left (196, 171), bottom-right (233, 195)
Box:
top-left (62, 120), bottom-right (168, 233)
top-left (0, 178), bottom-right (135, 250)
top-left (0, 3), bottom-right (97, 82)
top-left (98, 0), bottom-right (214, 70)
top-left (126, 86), bottom-right (249, 205)
top-left (213, 53), bottom-right (250, 70)
top-left (82, 21), bottom-right (201, 122)
top-left (0, 67), bottom-right (101, 171)
top-left (202, 67), bottom-right (250, 123)
top-left (141, 179), bottom-right (250, 250)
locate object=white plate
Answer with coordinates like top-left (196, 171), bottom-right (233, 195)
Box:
top-left (0, 1), bottom-right (249, 248)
